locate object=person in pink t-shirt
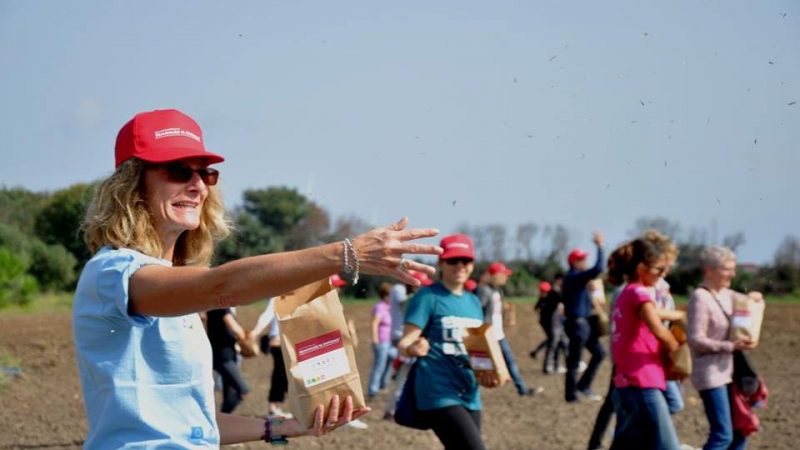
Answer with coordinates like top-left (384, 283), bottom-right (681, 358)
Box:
top-left (367, 283), bottom-right (397, 399)
top-left (607, 238), bottom-right (681, 450)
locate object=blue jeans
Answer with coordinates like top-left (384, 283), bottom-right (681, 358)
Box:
top-left (499, 337), bottom-right (529, 394)
top-left (664, 380), bottom-right (685, 414)
top-left (699, 385), bottom-right (747, 450)
top-left (611, 387), bottom-right (680, 450)
top-left (368, 341), bottom-right (397, 396)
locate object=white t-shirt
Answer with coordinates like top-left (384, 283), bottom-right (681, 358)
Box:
top-left (490, 291), bottom-right (505, 340)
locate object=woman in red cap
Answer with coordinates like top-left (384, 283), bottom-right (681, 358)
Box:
top-left (72, 109), bottom-right (442, 448)
top-left (396, 233), bottom-right (500, 450)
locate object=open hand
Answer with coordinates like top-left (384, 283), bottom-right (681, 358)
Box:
top-left (353, 217), bottom-right (442, 286)
top-left (278, 395), bottom-right (371, 438)
top-left (592, 231), bottom-right (605, 247)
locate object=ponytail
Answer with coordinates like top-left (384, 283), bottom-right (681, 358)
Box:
top-left (607, 242), bottom-right (635, 285)
top-left (607, 238), bottom-right (662, 285)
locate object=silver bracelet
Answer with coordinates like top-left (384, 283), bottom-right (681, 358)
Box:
top-left (350, 239), bottom-right (360, 285)
top-left (342, 239), bottom-right (353, 276)
top-left (342, 238), bottom-right (360, 284)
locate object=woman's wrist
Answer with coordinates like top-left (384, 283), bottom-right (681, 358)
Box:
top-left (268, 417), bottom-right (292, 441)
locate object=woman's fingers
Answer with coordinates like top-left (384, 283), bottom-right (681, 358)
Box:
top-left (325, 395), bottom-right (341, 429)
top-left (351, 406), bottom-right (371, 421)
top-left (397, 227), bottom-right (440, 242)
top-left (337, 396), bottom-right (355, 425)
top-left (403, 259), bottom-right (437, 276)
top-left (390, 217), bottom-right (409, 232)
top-left (311, 405), bottom-right (325, 436)
top-left (400, 242), bottom-right (443, 256)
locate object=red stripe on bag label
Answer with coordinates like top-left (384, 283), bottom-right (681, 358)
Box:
top-left (296, 330), bottom-right (344, 362)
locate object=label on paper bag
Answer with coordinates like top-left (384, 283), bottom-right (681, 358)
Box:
top-left (732, 310), bottom-right (752, 329)
top-left (469, 350), bottom-right (495, 371)
top-left (295, 330), bottom-right (350, 388)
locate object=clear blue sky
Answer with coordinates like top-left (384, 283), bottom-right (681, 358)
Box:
top-left (1, 1), bottom-right (797, 263)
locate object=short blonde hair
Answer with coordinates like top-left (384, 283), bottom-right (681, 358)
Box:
top-left (82, 158), bottom-right (231, 266)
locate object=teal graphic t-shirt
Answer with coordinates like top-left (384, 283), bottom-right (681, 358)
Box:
top-left (404, 282), bottom-right (484, 411)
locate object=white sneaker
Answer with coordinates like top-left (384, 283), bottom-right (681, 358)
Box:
top-left (578, 389), bottom-right (603, 402)
top-left (556, 366), bottom-right (568, 374)
top-left (578, 361), bottom-right (588, 373)
top-left (346, 418), bottom-right (369, 429)
top-left (269, 407), bottom-right (293, 419)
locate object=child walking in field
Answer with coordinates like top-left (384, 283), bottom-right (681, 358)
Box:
top-left (607, 238), bottom-right (681, 450)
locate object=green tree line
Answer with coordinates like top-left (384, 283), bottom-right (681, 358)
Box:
top-left (1, 183), bottom-right (798, 308)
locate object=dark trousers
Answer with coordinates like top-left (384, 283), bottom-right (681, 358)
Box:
top-left (422, 406), bottom-right (485, 450)
top-left (564, 316), bottom-right (606, 401)
top-left (588, 368), bottom-right (616, 449)
top-left (214, 357), bottom-right (250, 413)
top-left (268, 346), bottom-right (288, 403)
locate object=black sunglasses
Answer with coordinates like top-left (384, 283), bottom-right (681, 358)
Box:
top-left (444, 257), bottom-right (474, 266)
top-left (150, 162), bottom-right (219, 186)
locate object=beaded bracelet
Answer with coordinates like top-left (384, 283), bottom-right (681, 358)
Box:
top-left (342, 238), bottom-right (360, 284)
top-left (262, 416), bottom-right (289, 446)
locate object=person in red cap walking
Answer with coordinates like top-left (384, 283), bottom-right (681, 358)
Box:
top-left (397, 234), bottom-right (500, 450)
top-left (72, 109), bottom-right (443, 448)
top-left (477, 262), bottom-right (543, 396)
top-left (533, 274), bottom-right (570, 374)
top-left (562, 231), bottom-right (607, 403)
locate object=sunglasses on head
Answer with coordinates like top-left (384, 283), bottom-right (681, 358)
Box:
top-left (444, 257), bottom-right (474, 266)
top-left (150, 162), bottom-right (219, 186)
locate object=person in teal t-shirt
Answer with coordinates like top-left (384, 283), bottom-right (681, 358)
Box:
top-left (398, 233), bottom-right (500, 450)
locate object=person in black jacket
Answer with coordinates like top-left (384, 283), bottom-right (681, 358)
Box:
top-left (534, 275), bottom-right (569, 374)
top-left (562, 231), bottom-right (606, 403)
top-left (207, 307), bottom-right (250, 413)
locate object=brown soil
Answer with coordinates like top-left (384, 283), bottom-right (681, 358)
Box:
top-left (1, 303), bottom-right (797, 450)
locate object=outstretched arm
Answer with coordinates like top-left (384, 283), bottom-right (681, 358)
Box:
top-left (130, 218), bottom-right (442, 317)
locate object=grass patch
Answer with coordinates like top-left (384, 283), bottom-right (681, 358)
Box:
top-left (0, 291), bottom-right (74, 317)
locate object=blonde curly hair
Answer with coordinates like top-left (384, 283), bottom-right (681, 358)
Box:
top-left (82, 158), bottom-right (231, 266)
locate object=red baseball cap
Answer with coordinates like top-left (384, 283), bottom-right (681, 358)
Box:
top-left (409, 270), bottom-right (434, 286)
top-left (465, 279), bottom-right (477, 291)
top-left (539, 281), bottom-right (552, 293)
top-left (329, 274), bottom-right (347, 287)
top-left (114, 109), bottom-right (225, 168)
top-left (488, 262), bottom-right (512, 276)
top-left (439, 234), bottom-right (475, 261)
top-left (567, 248), bottom-right (588, 266)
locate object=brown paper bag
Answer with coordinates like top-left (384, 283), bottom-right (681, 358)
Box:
top-left (502, 302), bottom-right (517, 327)
top-left (730, 296), bottom-right (765, 344)
top-left (275, 279), bottom-right (365, 428)
top-left (463, 324), bottom-right (510, 385)
top-left (666, 322), bottom-right (691, 380)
